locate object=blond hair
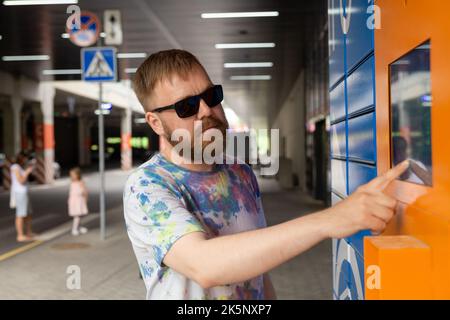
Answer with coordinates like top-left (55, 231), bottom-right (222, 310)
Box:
top-left (133, 49), bottom-right (207, 112)
top-left (70, 167), bottom-right (82, 181)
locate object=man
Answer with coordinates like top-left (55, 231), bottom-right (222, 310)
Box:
top-left (123, 49), bottom-right (409, 300)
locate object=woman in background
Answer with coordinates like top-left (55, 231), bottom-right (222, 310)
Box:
top-left (10, 151), bottom-right (35, 242)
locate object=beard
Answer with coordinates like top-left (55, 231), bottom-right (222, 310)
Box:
top-left (163, 116), bottom-right (229, 163)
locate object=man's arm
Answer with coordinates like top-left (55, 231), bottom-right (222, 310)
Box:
top-left (163, 161), bottom-right (409, 289)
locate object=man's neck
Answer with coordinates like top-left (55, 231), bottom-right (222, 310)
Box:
top-left (160, 139), bottom-right (214, 172)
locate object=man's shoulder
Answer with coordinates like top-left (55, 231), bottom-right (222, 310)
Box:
top-left (125, 154), bottom-right (179, 192)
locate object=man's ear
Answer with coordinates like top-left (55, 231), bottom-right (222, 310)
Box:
top-left (145, 111), bottom-right (165, 135)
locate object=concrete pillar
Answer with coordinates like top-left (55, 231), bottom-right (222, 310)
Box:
top-left (121, 106), bottom-right (132, 170)
top-left (1, 99), bottom-right (14, 157)
top-left (78, 115), bottom-right (92, 166)
top-left (11, 94), bottom-right (23, 156)
top-left (78, 115), bottom-right (85, 166)
top-left (40, 83), bottom-right (55, 183)
top-left (1, 98), bottom-right (16, 191)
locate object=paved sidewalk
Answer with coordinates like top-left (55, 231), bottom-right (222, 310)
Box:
top-left (258, 178), bottom-right (331, 300)
top-left (0, 206), bottom-right (145, 300)
top-left (0, 168), bottom-right (133, 256)
top-left (0, 176), bottom-right (331, 300)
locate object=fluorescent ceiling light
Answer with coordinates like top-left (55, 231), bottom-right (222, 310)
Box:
top-left (2, 55), bottom-right (50, 61)
top-left (224, 62), bottom-right (273, 68)
top-left (62, 32), bottom-right (104, 38)
top-left (42, 69), bottom-right (81, 75)
top-left (215, 42), bottom-right (275, 49)
top-left (3, 0), bottom-right (78, 5)
top-left (117, 53), bottom-right (147, 59)
top-left (62, 32), bottom-right (103, 38)
top-left (124, 68), bottom-right (138, 74)
top-left (201, 11), bottom-right (279, 19)
top-left (230, 75), bottom-right (272, 80)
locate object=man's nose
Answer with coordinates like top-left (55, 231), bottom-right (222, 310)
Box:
top-left (196, 98), bottom-right (212, 119)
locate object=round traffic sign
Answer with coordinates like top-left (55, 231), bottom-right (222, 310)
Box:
top-left (66, 11), bottom-right (101, 47)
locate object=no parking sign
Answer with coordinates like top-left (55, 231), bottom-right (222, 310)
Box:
top-left (66, 11), bottom-right (101, 47)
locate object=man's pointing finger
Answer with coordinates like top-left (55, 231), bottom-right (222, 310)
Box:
top-left (366, 160), bottom-right (410, 191)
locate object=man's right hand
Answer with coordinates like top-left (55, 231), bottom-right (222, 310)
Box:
top-left (324, 160), bottom-right (410, 239)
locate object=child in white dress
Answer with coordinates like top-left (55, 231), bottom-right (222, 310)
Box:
top-left (68, 167), bottom-right (89, 236)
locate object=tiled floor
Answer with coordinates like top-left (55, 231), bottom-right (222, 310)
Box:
top-left (258, 177), bottom-right (332, 300)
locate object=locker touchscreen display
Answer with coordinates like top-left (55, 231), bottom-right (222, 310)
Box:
top-left (390, 40), bottom-right (432, 186)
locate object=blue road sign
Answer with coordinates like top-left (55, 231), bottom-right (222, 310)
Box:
top-left (81, 47), bottom-right (117, 82)
top-left (101, 102), bottom-right (112, 110)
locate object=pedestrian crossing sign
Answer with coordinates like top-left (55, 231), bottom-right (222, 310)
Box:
top-left (81, 47), bottom-right (117, 82)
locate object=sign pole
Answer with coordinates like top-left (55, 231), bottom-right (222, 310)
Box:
top-left (97, 34), bottom-right (106, 241)
top-left (80, 38), bottom-right (116, 241)
top-left (98, 81), bottom-right (106, 240)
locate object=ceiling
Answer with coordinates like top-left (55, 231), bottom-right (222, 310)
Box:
top-left (0, 0), bottom-right (326, 129)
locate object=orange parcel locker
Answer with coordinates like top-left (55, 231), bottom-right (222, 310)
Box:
top-left (365, 0), bottom-right (450, 299)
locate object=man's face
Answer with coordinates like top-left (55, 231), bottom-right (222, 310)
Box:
top-left (147, 66), bottom-right (229, 159)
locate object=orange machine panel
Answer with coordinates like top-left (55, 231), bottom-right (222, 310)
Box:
top-left (369, 0), bottom-right (450, 299)
top-left (364, 235), bottom-right (432, 299)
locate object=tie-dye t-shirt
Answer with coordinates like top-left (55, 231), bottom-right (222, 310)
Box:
top-left (123, 153), bottom-right (267, 300)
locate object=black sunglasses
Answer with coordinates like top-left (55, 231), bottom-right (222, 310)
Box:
top-left (152, 85), bottom-right (223, 118)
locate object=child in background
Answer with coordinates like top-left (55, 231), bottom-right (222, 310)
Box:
top-left (68, 167), bottom-right (89, 236)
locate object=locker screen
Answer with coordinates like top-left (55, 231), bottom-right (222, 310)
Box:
top-left (390, 40), bottom-right (432, 186)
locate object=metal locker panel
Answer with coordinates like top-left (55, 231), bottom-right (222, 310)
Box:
top-left (347, 56), bottom-right (375, 116)
top-left (346, 0), bottom-right (375, 71)
top-left (331, 121), bottom-right (347, 158)
top-left (348, 161), bottom-right (377, 194)
top-left (348, 112), bottom-right (376, 162)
